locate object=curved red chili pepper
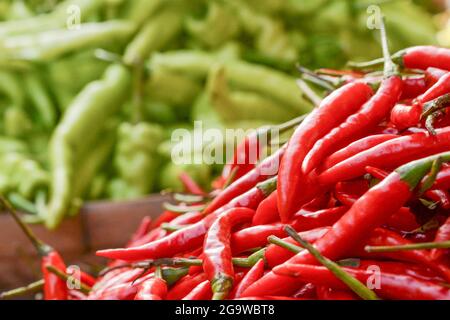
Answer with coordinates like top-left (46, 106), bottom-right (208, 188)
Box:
top-left (319, 127), bottom-right (450, 186)
top-left (151, 210), bottom-right (179, 229)
top-left (430, 216), bottom-right (450, 261)
top-left (204, 145), bottom-right (286, 215)
top-left (277, 82), bottom-right (373, 222)
top-left (323, 134), bottom-right (398, 170)
top-left (166, 273), bottom-right (208, 300)
top-left (203, 208), bottom-right (255, 300)
top-left (181, 280), bottom-right (212, 300)
top-left (127, 216), bottom-right (152, 247)
top-left (252, 191), bottom-right (279, 226)
top-left (303, 76), bottom-right (403, 175)
top-left (135, 276), bottom-right (167, 300)
top-left (273, 264), bottom-right (450, 300)
top-left (425, 67), bottom-right (447, 87)
top-left (416, 72), bottom-right (450, 104)
top-left (232, 259), bottom-right (265, 299)
top-left (434, 165), bottom-right (450, 190)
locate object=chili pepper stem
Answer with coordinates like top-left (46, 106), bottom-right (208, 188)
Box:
top-left (45, 265), bottom-right (91, 295)
top-left (365, 241), bottom-right (450, 253)
top-left (0, 195), bottom-right (52, 256)
top-left (0, 279), bottom-right (44, 300)
top-left (267, 235), bottom-right (302, 254)
top-left (211, 275), bottom-right (233, 300)
top-left (284, 226), bottom-right (379, 300)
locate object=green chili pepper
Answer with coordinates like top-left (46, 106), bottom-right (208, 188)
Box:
top-left (124, 6), bottom-right (182, 66)
top-left (46, 64), bottom-right (130, 229)
top-left (110, 122), bottom-right (164, 200)
top-left (150, 51), bottom-right (312, 113)
top-left (206, 64), bottom-right (298, 123)
top-left (185, 2), bottom-right (240, 49)
top-left (0, 20), bottom-right (135, 61)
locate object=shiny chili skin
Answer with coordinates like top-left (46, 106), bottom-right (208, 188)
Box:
top-left (400, 46), bottom-right (450, 71)
top-left (273, 264), bottom-right (450, 300)
top-left (425, 67), bottom-right (447, 86)
top-left (243, 166), bottom-right (423, 297)
top-left (97, 179), bottom-right (274, 261)
top-left (431, 216), bottom-right (450, 261)
top-left (219, 131), bottom-right (262, 188)
top-left (135, 277), bottom-right (167, 300)
top-left (416, 72), bottom-right (450, 104)
top-left (203, 208), bottom-right (255, 299)
top-left (278, 82), bottom-right (373, 222)
top-left (434, 166), bottom-right (450, 190)
top-left (401, 76), bottom-right (427, 100)
top-left (390, 104), bottom-right (422, 130)
top-left (42, 251), bottom-right (69, 300)
top-left (323, 134), bottom-right (398, 170)
top-left (182, 280), bottom-right (212, 300)
top-left (303, 76), bottom-right (403, 174)
top-left (319, 127), bottom-right (450, 186)
top-left (252, 191), bottom-right (279, 226)
top-left (166, 273), bottom-right (208, 300)
top-left (204, 145), bottom-right (285, 215)
top-left (233, 259), bottom-right (265, 299)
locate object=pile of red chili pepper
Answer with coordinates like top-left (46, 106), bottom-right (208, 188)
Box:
top-left (2, 24), bottom-right (450, 301)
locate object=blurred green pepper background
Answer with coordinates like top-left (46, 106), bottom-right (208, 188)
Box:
top-left (0, 0), bottom-right (446, 227)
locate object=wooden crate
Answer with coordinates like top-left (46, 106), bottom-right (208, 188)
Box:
top-left (0, 195), bottom-right (168, 291)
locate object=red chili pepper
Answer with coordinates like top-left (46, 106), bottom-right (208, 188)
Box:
top-left (41, 251), bottom-right (69, 300)
top-left (97, 178), bottom-right (276, 261)
top-left (204, 145), bottom-right (286, 215)
top-left (232, 259), bottom-right (265, 299)
top-left (278, 82), bottom-right (373, 222)
top-left (319, 127), bottom-right (450, 186)
top-left (181, 280), bottom-right (212, 300)
top-left (252, 191), bottom-right (279, 226)
top-left (390, 103), bottom-right (422, 130)
top-left (434, 165), bottom-right (450, 190)
top-left (397, 46), bottom-right (450, 71)
top-left (323, 134), bottom-right (398, 170)
top-left (426, 189), bottom-right (450, 209)
top-left (231, 224), bottom-right (286, 255)
top-left (316, 286), bottom-right (358, 300)
top-left (416, 72), bottom-right (450, 104)
top-left (203, 208), bottom-right (255, 299)
top-left (425, 67), bottom-right (447, 86)
top-left (243, 154), bottom-right (445, 297)
top-left (179, 172), bottom-right (205, 195)
top-left (232, 207), bottom-right (347, 255)
top-left (166, 273), bottom-right (208, 300)
top-left (0, 197), bottom-right (69, 300)
top-left (151, 210), bottom-right (179, 229)
top-left (356, 228), bottom-right (450, 282)
top-left (303, 76), bottom-right (403, 175)
top-left (292, 283), bottom-right (317, 299)
top-left (167, 211), bottom-right (204, 227)
top-left (430, 216), bottom-right (450, 261)
top-left (401, 76), bottom-right (427, 100)
top-left (265, 227), bottom-right (331, 269)
top-left (135, 268), bottom-right (167, 300)
top-left (127, 216), bottom-right (152, 247)
top-left (273, 263), bottom-right (450, 300)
